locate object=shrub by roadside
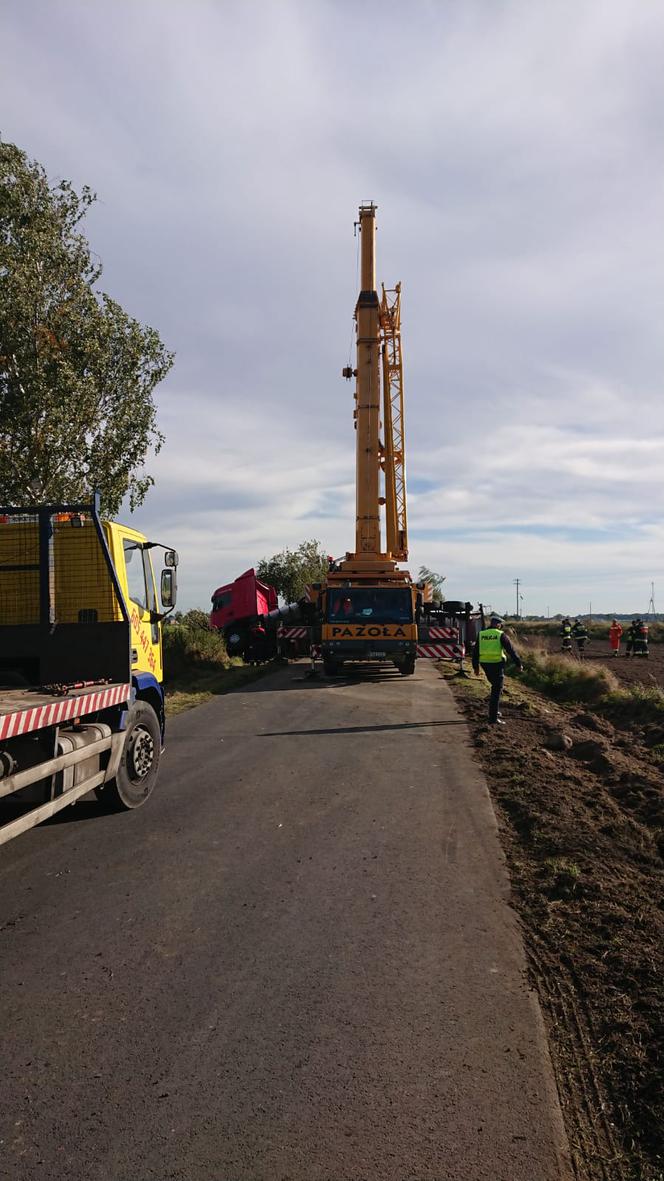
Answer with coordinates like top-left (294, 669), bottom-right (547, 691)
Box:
top-left (510, 644), bottom-right (664, 729)
top-left (511, 644), bottom-right (619, 704)
top-left (163, 613), bottom-right (231, 681)
top-left (162, 610), bottom-right (268, 714)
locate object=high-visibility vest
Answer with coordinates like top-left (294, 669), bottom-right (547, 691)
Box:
top-left (478, 629), bottom-right (505, 663)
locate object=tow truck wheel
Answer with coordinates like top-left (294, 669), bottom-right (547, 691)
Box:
top-left (323, 658), bottom-right (339, 677)
top-left (398, 657), bottom-right (416, 676)
top-left (98, 701), bottom-right (161, 811)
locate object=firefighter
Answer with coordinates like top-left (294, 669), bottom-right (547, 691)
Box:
top-left (560, 618), bottom-right (573, 653)
top-left (472, 616), bottom-right (523, 726)
top-left (247, 621), bottom-right (269, 664)
top-left (633, 618), bottom-right (649, 658)
top-left (625, 619), bottom-right (638, 658)
top-left (608, 619), bottom-right (622, 657)
top-left (572, 618), bottom-right (588, 659)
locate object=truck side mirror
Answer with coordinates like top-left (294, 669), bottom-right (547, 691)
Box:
top-left (164, 549), bottom-right (179, 568)
top-left (161, 568), bottom-right (177, 610)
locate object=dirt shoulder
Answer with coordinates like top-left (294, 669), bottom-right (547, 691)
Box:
top-left (439, 663), bottom-right (663, 1181)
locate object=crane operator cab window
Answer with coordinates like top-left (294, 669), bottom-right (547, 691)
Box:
top-left (327, 587), bottom-right (412, 624)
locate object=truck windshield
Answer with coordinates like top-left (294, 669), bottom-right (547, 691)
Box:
top-left (212, 591), bottom-right (232, 611)
top-left (327, 587), bottom-right (412, 624)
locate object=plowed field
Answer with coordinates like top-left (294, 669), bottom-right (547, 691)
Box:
top-left (441, 654), bottom-right (664, 1181)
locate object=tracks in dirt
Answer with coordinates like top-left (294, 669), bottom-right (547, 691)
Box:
top-left (445, 664), bottom-right (664, 1181)
top-left (527, 938), bottom-right (628, 1181)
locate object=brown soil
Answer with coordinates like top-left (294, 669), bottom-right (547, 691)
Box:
top-left (441, 663), bottom-right (664, 1181)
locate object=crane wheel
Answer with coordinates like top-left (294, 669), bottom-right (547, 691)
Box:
top-left (323, 658), bottom-right (340, 677)
top-left (398, 658), bottom-right (416, 676)
top-left (96, 701), bottom-right (161, 811)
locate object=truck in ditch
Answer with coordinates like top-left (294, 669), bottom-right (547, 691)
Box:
top-left (0, 498), bottom-right (178, 847)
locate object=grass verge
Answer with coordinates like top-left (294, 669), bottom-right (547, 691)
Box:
top-left (165, 664), bottom-right (271, 716)
top-left (504, 643), bottom-right (664, 731)
top-left (511, 644), bottom-right (619, 704)
top-left (163, 615), bottom-right (273, 715)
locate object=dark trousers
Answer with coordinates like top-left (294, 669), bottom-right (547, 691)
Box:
top-left (482, 662), bottom-right (505, 722)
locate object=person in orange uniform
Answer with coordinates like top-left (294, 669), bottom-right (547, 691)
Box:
top-left (609, 619), bottom-right (622, 657)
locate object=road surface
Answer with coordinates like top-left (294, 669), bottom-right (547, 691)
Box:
top-left (0, 662), bottom-right (571, 1181)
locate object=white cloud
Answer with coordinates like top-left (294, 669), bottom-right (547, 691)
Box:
top-left (1, 0), bottom-right (663, 614)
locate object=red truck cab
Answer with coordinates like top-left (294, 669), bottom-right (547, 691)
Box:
top-left (210, 569), bottom-right (278, 658)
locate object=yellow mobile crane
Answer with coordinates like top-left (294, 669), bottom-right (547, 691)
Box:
top-left (268, 203), bottom-right (470, 673)
top-left (318, 203), bottom-right (419, 676)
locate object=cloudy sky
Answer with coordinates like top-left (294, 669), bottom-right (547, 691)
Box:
top-left (2, 0), bottom-right (663, 614)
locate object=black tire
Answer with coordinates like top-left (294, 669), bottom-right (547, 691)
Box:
top-left (398, 657), bottom-right (416, 676)
top-left (323, 658), bottom-right (338, 677)
top-left (98, 701), bottom-right (161, 811)
top-left (225, 627), bottom-right (248, 658)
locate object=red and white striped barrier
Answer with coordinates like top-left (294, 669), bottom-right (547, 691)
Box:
top-left (0, 683), bottom-right (131, 741)
top-left (425, 626), bottom-right (459, 640)
top-left (417, 644), bottom-right (464, 661)
top-left (279, 627), bottom-right (309, 639)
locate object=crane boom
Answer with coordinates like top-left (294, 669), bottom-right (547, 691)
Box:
top-left (342, 202), bottom-right (408, 572)
top-left (353, 202), bottom-right (382, 558)
top-left (380, 282), bottom-right (408, 562)
top-left (318, 202), bottom-right (420, 677)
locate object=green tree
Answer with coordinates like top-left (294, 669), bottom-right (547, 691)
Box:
top-left (179, 608), bottom-right (212, 631)
top-left (417, 565), bottom-right (446, 602)
top-left (257, 539), bottom-right (330, 604)
top-left (0, 141), bottom-right (173, 514)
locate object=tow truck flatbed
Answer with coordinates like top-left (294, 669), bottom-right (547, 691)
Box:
top-left (0, 683), bottom-right (131, 741)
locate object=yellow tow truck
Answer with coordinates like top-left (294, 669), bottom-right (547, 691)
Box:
top-left (0, 496), bottom-right (178, 846)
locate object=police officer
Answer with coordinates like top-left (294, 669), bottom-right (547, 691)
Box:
top-left (472, 616), bottom-right (523, 725)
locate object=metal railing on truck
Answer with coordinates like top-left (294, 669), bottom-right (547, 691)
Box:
top-left (0, 500), bottom-right (132, 845)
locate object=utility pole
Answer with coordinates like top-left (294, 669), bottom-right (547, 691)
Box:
top-left (513, 578), bottom-right (521, 620)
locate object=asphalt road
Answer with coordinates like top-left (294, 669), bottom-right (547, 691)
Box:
top-left (0, 663), bottom-right (571, 1181)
